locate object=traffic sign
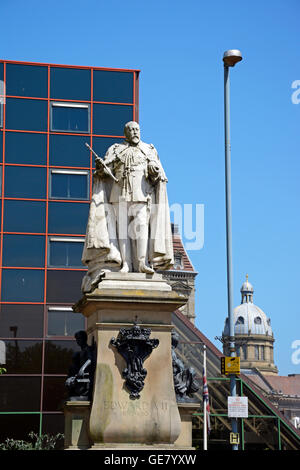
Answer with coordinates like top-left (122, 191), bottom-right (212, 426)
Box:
top-left (220, 356), bottom-right (240, 375)
top-left (230, 432), bottom-right (240, 445)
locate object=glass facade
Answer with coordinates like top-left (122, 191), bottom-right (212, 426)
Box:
top-left (0, 60), bottom-right (139, 441)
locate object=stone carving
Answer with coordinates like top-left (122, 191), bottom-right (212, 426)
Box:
top-left (65, 331), bottom-right (96, 401)
top-left (110, 324), bottom-right (159, 400)
top-left (171, 331), bottom-right (200, 402)
top-left (81, 121), bottom-right (174, 293)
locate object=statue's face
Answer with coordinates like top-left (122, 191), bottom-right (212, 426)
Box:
top-left (125, 122), bottom-right (140, 145)
top-left (75, 332), bottom-right (87, 347)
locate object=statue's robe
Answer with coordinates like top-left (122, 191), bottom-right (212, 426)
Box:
top-left (81, 140), bottom-right (174, 292)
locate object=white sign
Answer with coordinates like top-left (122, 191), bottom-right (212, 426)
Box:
top-left (228, 396), bottom-right (248, 418)
top-left (0, 341), bottom-right (6, 365)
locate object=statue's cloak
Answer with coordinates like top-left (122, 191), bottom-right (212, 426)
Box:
top-left (81, 141), bottom-right (174, 291)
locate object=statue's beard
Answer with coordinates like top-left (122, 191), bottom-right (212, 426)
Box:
top-left (130, 136), bottom-right (140, 145)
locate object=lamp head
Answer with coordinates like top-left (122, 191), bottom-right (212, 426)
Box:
top-left (223, 50), bottom-right (243, 67)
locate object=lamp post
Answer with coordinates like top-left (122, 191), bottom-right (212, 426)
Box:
top-left (223, 49), bottom-right (242, 451)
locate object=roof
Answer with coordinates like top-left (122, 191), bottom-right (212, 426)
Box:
top-left (264, 374), bottom-right (300, 396)
top-left (223, 302), bottom-right (273, 336)
top-left (171, 229), bottom-right (196, 272)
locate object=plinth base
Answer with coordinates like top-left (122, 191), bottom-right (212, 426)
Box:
top-left (64, 400), bottom-right (91, 450)
top-left (73, 273), bottom-right (188, 448)
top-left (175, 402), bottom-right (200, 450)
top-left (89, 443), bottom-right (185, 450)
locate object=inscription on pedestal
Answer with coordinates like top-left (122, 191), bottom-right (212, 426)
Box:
top-left (104, 400), bottom-right (169, 416)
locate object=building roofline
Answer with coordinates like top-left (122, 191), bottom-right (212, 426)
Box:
top-left (166, 269), bottom-right (198, 276)
top-left (0, 59), bottom-right (140, 73)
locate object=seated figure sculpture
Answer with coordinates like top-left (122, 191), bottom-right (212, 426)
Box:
top-left (65, 331), bottom-right (95, 401)
top-left (81, 121), bottom-right (174, 293)
top-left (171, 330), bottom-right (200, 402)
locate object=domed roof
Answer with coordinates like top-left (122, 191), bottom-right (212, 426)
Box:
top-left (223, 276), bottom-right (273, 337)
top-left (240, 274), bottom-right (254, 293)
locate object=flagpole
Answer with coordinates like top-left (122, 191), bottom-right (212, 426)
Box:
top-left (203, 345), bottom-right (207, 451)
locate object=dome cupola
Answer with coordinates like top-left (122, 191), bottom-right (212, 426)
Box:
top-left (222, 275), bottom-right (277, 375)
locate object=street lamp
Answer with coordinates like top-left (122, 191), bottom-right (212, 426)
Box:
top-left (223, 49), bottom-right (243, 450)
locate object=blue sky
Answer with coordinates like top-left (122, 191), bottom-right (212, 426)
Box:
top-left (1, 0), bottom-right (300, 375)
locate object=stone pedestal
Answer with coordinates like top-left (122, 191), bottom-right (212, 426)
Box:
top-left (64, 401), bottom-right (91, 450)
top-left (73, 273), bottom-right (188, 450)
top-left (175, 402), bottom-right (200, 449)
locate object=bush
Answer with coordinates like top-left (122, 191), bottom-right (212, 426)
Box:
top-left (0, 432), bottom-right (64, 450)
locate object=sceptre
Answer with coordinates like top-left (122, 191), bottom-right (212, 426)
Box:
top-left (85, 142), bottom-right (118, 182)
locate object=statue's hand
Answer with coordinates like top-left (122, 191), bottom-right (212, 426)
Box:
top-left (65, 376), bottom-right (75, 386)
top-left (94, 158), bottom-right (111, 178)
top-left (148, 161), bottom-right (160, 176)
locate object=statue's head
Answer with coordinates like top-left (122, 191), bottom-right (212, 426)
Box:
top-left (124, 121), bottom-right (140, 146)
top-left (171, 330), bottom-right (179, 349)
top-left (75, 330), bottom-right (87, 347)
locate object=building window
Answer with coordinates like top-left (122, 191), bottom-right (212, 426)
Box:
top-left (2, 234), bottom-right (45, 267)
top-left (3, 200), bottom-right (46, 233)
top-left (48, 201), bottom-right (89, 235)
top-left (48, 237), bottom-right (84, 268)
top-left (5, 165), bottom-right (46, 199)
top-left (255, 345), bottom-right (260, 360)
top-left (6, 98), bottom-right (47, 131)
top-left (242, 345), bottom-right (247, 360)
top-left (5, 131), bottom-right (47, 165)
top-left (50, 67), bottom-right (91, 101)
top-left (46, 270), bottom-right (85, 303)
top-left (6, 63), bottom-right (48, 98)
top-left (0, 377), bottom-right (41, 412)
top-left (50, 102), bottom-right (90, 133)
top-left (93, 70), bottom-right (133, 103)
top-left (47, 306), bottom-right (85, 337)
top-left (50, 169), bottom-right (89, 200)
top-left (0, 304), bottom-right (44, 338)
top-left (173, 252), bottom-right (183, 269)
top-left (261, 345), bottom-right (265, 360)
top-left (49, 134), bottom-right (89, 167)
top-left (1, 269), bottom-right (44, 302)
top-left (3, 340), bottom-right (43, 373)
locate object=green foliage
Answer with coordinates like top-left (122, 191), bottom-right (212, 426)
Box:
top-left (0, 432), bottom-right (64, 450)
top-left (0, 367), bottom-right (6, 374)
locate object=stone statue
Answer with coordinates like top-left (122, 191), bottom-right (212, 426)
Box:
top-left (171, 331), bottom-right (200, 402)
top-left (65, 331), bottom-right (95, 401)
top-left (81, 121), bottom-right (174, 293)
